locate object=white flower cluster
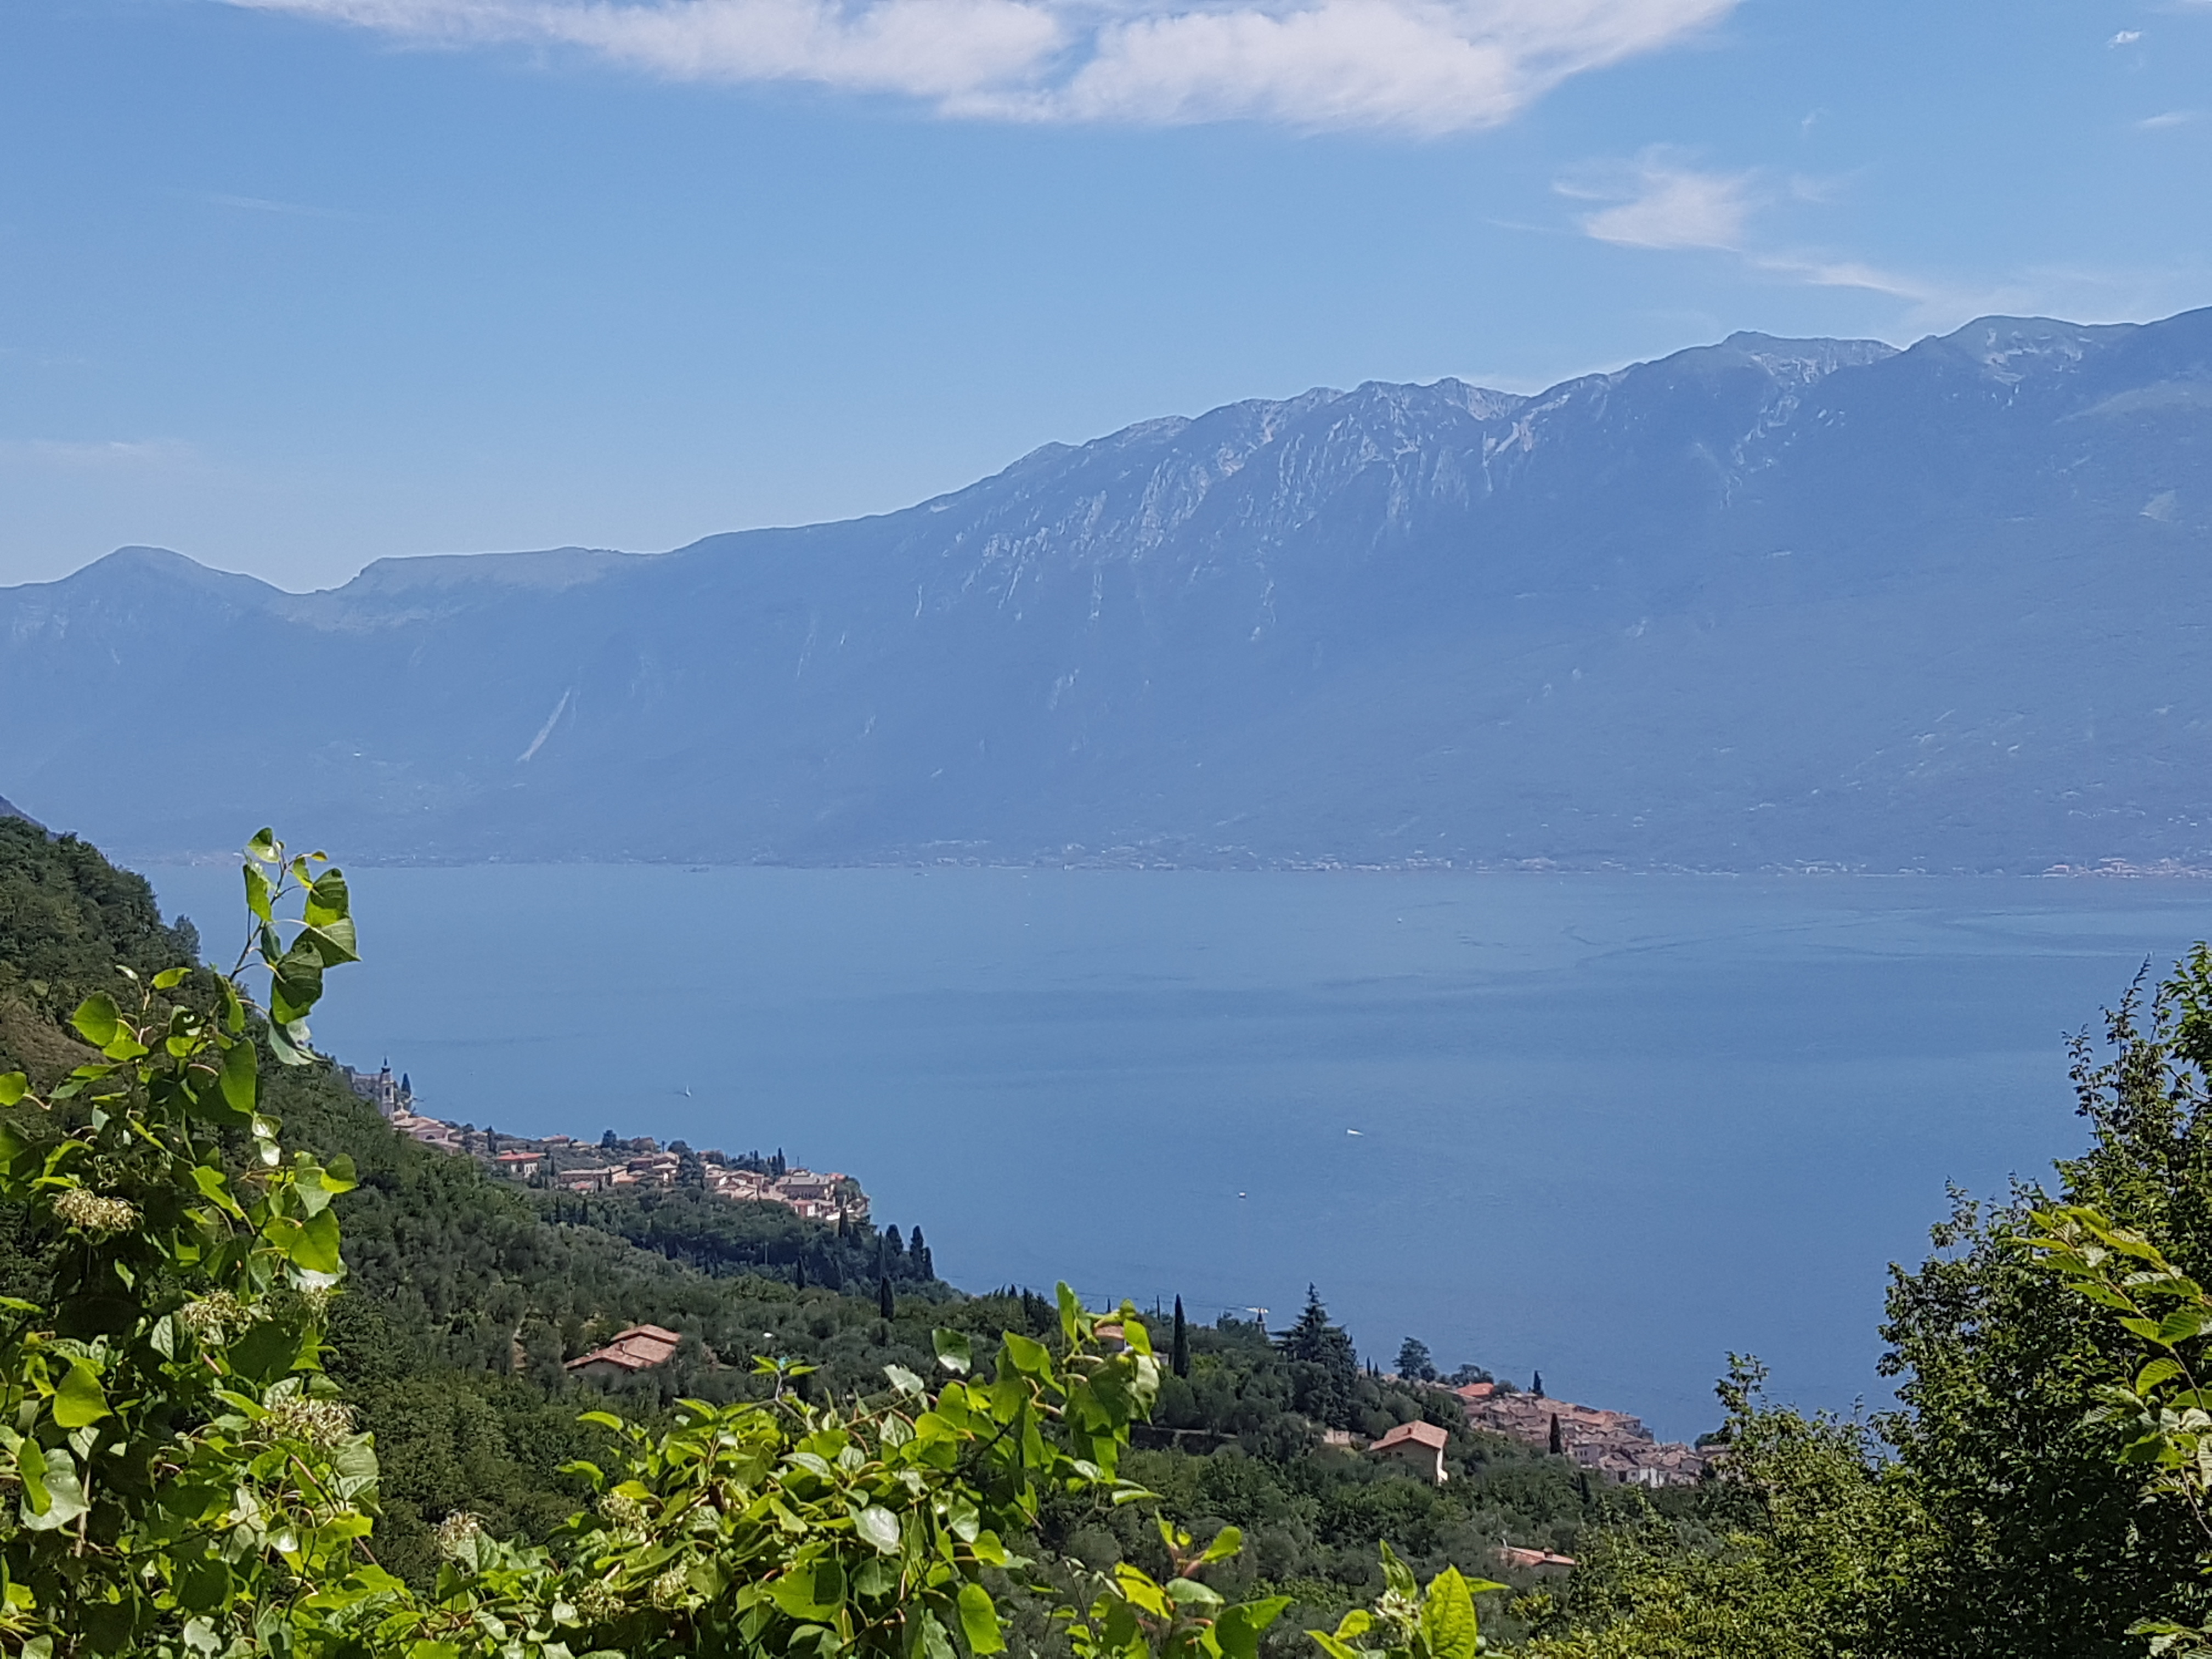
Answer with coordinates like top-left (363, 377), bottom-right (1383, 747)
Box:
top-left (52, 1188), bottom-right (138, 1233)
top-left (598, 1491), bottom-right (648, 1532)
top-left (260, 1395), bottom-right (356, 1448)
top-left (433, 1511), bottom-right (485, 1560)
top-left (571, 1579), bottom-right (624, 1623)
top-left (648, 1566), bottom-right (692, 1611)
top-left (178, 1291), bottom-right (249, 1344)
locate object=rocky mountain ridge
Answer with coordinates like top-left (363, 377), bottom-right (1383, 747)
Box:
top-left (2, 307), bottom-right (2208, 871)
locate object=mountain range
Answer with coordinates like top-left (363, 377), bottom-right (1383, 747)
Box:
top-left (4, 307), bottom-right (2209, 871)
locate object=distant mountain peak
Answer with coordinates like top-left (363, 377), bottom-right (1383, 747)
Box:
top-left (7, 306), bottom-right (2212, 873)
top-left (0, 796), bottom-right (40, 830)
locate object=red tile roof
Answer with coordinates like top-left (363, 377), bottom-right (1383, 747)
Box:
top-left (1373, 1420), bottom-right (1450, 1452)
top-left (565, 1323), bottom-right (684, 1374)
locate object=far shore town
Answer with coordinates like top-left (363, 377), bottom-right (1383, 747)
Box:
top-left (338, 1063), bottom-right (868, 1224)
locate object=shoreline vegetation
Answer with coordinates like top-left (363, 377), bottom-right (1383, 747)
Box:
top-left (2, 815), bottom-right (2211, 1654)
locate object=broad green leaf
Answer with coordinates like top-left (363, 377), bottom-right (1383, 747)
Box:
top-left (153, 966), bottom-right (191, 991)
top-left (20, 1449), bottom-right (86, 1531)
top-left (53, 1361), bottom-right (109, 1429)
top-left (0, 1074), bottom-right (24, 1108)
top-left (267, 1019), bottom-right (313, 1068)
top-left (193, 1165), bottom-right (245, 1220)
top-left (287, 1206), bottom-right (343, 1276)
top-left (934, 1330), bottom-right (973, 1375)
top-left (304, 867), bottom-right (351, 928)
top-left (243, 863), bottom-right (274, 926)
top-left (884, 1364), bottom-right (925, 1396)
top-left (1199, 1525), bottom-right (1244, 1566)
top-left (855, 1505), bottom-right (902, 1554)
top-left (70, 994), bottom-right (120, 1047)
top-left (1215, 1599), bottom-right (1291, 1659)
top-left (1306, 1633), bottom-right (1363, 1659)
top-left (220, 1039), bottom-right (257, 1115)
top-left (1056, 1282), bottom-right (1082, 1344)
top-left (15, 1438), bottom-right (48, 1514)
top-left (2138, 1357), bottom-right (2187, 1396)
top-left (1419, 1567), bottom-right (1480, 1659)
top-left (1380, 1542), bottom-right (1418, 1600)
top-left (1001, 1332), bottom-right (1050, 1378)
top-left (957, 1583), bottom-right (1006, 1655)
top-left (1164, 1578), bottom-right (1224, 1611)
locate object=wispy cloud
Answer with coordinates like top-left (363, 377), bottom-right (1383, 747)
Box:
top-left (0, 439), bottom-right (199, 473)
top-left (1552, 150), bottom-right (2211, 330)
top-left (2109, 28), bottom-right (2142, 45)
top-left (1558, 151), bottom-right (1756, 249)
top-left (223, 0), bottom-right (1739, 132)
top-left (2137, 110), bottom-right (2201, 129)
top-left (198, 191), bottom-right (362, 218)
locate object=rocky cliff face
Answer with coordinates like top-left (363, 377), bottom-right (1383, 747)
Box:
top-left (3, 309), bottom-right (2209, 870)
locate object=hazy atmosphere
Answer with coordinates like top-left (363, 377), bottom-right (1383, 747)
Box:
top-left (5, 3), bottom-right (2212, 1655)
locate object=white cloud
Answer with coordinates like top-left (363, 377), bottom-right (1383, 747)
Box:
top-left (1559, 152), bottom-right (1756, 249)
top-left (225, 0), bottom-right (1737, 131)
top-left (0, 439), bottom-right (199, 473)
top-left (2109, 28), bottom-right (2142, 45)
top-left (1549, 152), bottom-right (2211, 331)
top-left (2138, 110), bottom-right (2201, 129)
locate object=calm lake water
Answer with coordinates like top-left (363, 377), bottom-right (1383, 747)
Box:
top-left (148, 863), bottom-right (2212, 1441)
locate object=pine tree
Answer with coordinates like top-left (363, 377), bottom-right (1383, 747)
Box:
top-left (910, 1227), bottom-right (933, 1280)
top-left (1395, 1337), bottom-right (1437, 1381)
top-left (1277, 1285), bottom-right (1359, 1430)
top-left (1171, 1296), bottom-right (1190, 1379)
top-left (877, 1274), bottom-right (896, 1321)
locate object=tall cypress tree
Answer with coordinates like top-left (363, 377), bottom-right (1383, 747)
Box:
top-left (1548, 1413), bottom-right (1564, 1456)
top-left (909, 1227), bottom-right (933, 1280)
top-left (877, 1274), bottom-right (895, 1321)
top-left (1171, 1296), bottom-right (1190, 1379)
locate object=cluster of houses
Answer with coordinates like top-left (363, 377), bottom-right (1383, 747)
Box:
top-left (1452, 1381), bottom-right (1710, 1487)
top-left (339, 1063), bottom-right (868, 1224)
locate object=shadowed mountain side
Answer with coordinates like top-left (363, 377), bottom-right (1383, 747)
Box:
top-left (2, 309), bottom-right (2209, 871)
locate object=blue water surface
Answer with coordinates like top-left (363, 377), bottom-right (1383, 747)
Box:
top-left (148, 864), bottom-right (2212, 1441)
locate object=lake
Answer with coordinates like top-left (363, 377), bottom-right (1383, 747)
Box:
top-left (147, 862), bottom-right (2212, 1441)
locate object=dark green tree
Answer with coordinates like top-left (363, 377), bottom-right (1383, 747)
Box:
top-left (1172, 1295), bottom-right (1190, 1379)
top-left (1874, 955), bottom-right (2212, 1657)
top-left (909, 1226), bottom-right (933, 1279)
top-left (877, 1273), bottom-right (895, 1321)
top-left (1278, 1284), bottom-right (1359, 1430)
top-left (1549, 1413), bottom-right (1564, 1456)
top-left (1397, 1336), bottom-right (1437, 1381)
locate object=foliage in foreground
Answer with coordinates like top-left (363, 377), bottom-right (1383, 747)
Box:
top-left (0, 832), bottom-right (1503, 1659)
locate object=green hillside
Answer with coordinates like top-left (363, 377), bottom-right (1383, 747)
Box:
top-left (0, 818), bottom-right (1664, 1641)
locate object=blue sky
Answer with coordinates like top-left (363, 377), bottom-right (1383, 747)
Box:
top-left (2, 0), bottom-right (2207, 589)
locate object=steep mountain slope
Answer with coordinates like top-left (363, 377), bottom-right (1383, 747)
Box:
top-left (3, 309), bottom-right (2209, 871)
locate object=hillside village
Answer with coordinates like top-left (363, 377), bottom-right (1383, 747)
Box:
top-left (338, 1063), bottom-right (868, 1223)
top-left (1451, 1381), bottom-right (1710, 1488)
